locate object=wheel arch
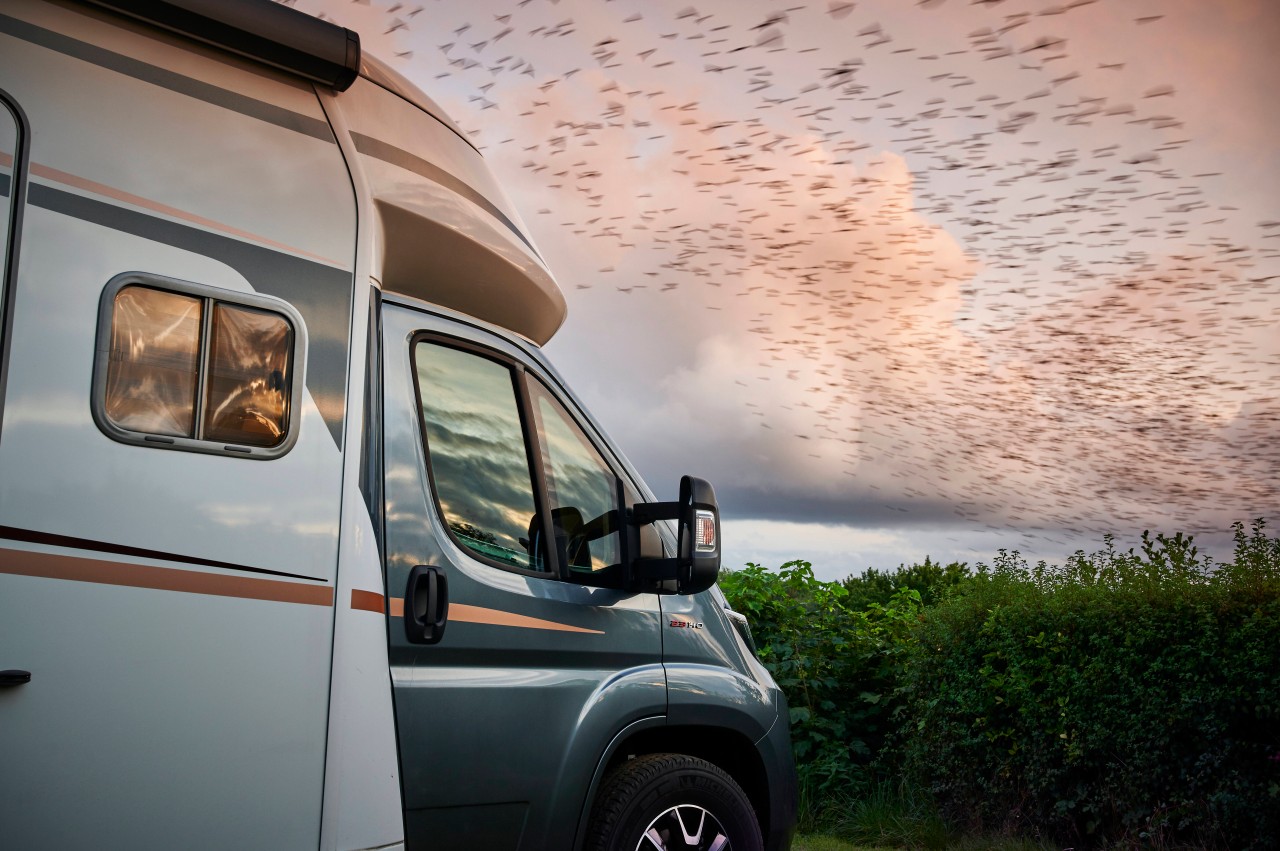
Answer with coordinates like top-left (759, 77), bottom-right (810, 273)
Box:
top-left (574, 722), bottom-right (771, 850)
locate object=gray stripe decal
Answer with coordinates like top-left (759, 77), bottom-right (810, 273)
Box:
top-left (351, 132), bottom-right (542, 260)
top-left (0, 12), bottom-right (333, 142)
top-left (28, 182), bottom-right (350, 449)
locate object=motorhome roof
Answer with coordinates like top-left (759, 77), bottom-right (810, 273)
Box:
top-left (74, 0), bottom-right (567, 343)
top-left (84, 0), bottom-right (361, 90)
top-left (84, 0), bottom-right (470, 155)
top-left (359, 53), bottom-right (475, 153)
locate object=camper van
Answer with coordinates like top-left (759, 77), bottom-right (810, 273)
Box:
top-left (0, 1), bottom-right (796, 849)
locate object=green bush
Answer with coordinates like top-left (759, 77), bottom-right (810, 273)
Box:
top-left (842, 556), bottom-right (972, 610)
top-left (898, 522), bottom-right (1280, 849)
top-left (719, 561), bottom-right (920, 828)
top-left (723, 521), bottom-right (1280, 849)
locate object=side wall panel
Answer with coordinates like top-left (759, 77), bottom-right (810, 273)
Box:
top-left (0, 3), bottom-right (357, 847)
top-left (0, 2), bottom-right (355, 574)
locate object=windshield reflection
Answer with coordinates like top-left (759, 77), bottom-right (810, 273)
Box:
top-left (415, 342), bottom-right (545, 571)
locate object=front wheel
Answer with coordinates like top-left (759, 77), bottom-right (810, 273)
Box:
top-left (585, 753), bottom-right (763, 851)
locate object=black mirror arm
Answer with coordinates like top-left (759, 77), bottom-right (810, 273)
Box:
top-left (628, 503), bottom-right (681, 588)
top-left (630, 501), bottom-right (681, 526)
top-left (632, 556), bottom-right (680, 582)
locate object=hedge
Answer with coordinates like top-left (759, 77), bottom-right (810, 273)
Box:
top-left (720, 521), bottom-right (1280, 849)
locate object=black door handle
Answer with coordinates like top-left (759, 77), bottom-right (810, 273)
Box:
top-left (0, 669), bottom-right (31, 686)
top-left (404, 565), bottom-right (448, 645)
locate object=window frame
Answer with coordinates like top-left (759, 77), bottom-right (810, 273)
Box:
top-left (409, 332), bottom-right (635, 585)
top-left (92, 272), bottom-right (308, 459)
top-left (0, 88), bottom-right (31, 451)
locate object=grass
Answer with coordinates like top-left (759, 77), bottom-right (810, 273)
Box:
top-left (807, 780), bottom-right (948, 849)
top-left (793, 780), bottom-right (1057, 851)
top-left (793, 834), bottom-right (1054, 851)
top-left (793, 836), bottom-right (881, 851)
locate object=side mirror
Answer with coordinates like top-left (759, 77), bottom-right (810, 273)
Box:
top-left (630, 475), bottom-right (721, 595)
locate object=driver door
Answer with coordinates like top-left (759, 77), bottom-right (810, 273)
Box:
top-left (379, 300), bottom-right (665, 850)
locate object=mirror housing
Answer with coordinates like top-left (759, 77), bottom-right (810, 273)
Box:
top-left (630, 475), bottom-right (721, 595)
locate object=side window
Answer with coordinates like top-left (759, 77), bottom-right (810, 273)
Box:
top-left (105, 286), bottom-right (202, 437)
top-left (412, 337), bottom-right (643, 585)
top-left (528, 378), bottom-right (625, 578)
top-left (93, 274), bottom-right (305, 458)
top-left (413, 340), bottom-right (548, 573)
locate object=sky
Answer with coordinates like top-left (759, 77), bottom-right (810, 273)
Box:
top-left (296, 0), bottom-right (1280, 581)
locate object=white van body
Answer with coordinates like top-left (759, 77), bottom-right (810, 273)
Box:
top-left (0, 2), bottom-right (796, 849)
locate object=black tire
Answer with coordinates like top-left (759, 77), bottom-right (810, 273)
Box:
top-left (585, 753), bottom-right (763, 851)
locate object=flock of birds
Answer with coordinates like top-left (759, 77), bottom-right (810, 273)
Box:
top-left (298, 0), bottom-right (1279, 562)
